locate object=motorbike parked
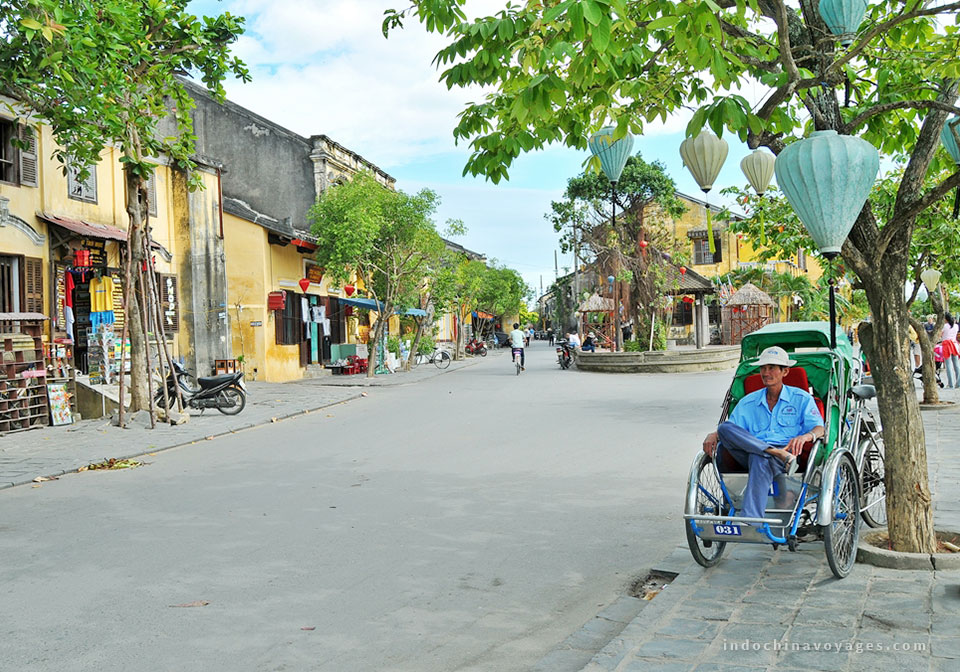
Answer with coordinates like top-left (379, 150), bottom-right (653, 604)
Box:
top-left (154, 361), bottom-right (247, 415)
top-left (465, 338), bottom-right (488, 357)
top-left (556, 339), bottom-right (574, 369)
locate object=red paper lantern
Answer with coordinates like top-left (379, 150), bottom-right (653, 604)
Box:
top-left (639, 240), bottom-right (648, 248)
top-left (299, 278), bottom-right (311, 293)
top-left (74, 249), bottom-right (91, 267)
top-left (344, 285), bottom-right (356, 296)
top-left (679, 266), bottom-right (687, 276)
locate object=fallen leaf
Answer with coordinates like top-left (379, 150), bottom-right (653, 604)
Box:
top-left (360, 392), bottom-right (368, 397)
top-left (33, 476), bottom-right (57, 482)
top-left (300, 626), bottom-right (316, 631)
top-left (169, 600), bottom-right (210, 608)
top-left (31, 484), bottom-right (41, 488)
top-left (206, 436), bottom-right (214, 440)
top-left (271, 417), bottom-right (278, 423)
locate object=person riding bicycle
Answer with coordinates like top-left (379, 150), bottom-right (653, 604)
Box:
top-left (700, 346), bottom-right (824, 524)
top-left (510, 322), bottom-right (526, 370)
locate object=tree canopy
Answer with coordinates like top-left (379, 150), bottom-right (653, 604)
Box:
top-left (383, 0), bottom-right (960, 552)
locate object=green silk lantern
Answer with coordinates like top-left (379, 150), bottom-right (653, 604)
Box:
top-left (740, 149), bottom-right (776, 246)
top-left (680, 131), bottom-right (728, 254)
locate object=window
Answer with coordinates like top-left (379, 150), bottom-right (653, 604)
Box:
top-left (158, 273), bottom-right (178, 333)
top-left (672, 300), bottom-right (694, 326)
top-left (67, 161), bottom-right (97, 203)
top-left (0, 120), bottom-right (17, 183)
top-left (127, 170), bottom-right (158, 217)
top-left (275, 292), bottom-right (302, 345)
top-left (693, 237), bottom-right (723, 264)
top-left (0, 256), bottom-right (18, 312)
top-left (798, 248), bottom-right (807, 271)
top-left (23, 257), bottom-right (43, 314)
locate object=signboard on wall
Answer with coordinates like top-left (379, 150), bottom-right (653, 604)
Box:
top-left (305, 262), bottom-right (324, 284)
top-left (79, 238), bottom-right (107, 266)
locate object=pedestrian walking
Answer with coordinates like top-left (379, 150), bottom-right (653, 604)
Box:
top-left (941, 313), bottom-right (960, 388)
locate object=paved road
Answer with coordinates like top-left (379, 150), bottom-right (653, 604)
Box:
top-left (0, 342), bottom-right (732, 672)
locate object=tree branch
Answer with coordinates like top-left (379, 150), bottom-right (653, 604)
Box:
top-left (843, 99), bottom-right (960, 134)
top-left (771, 0), bottom-right (801, 82)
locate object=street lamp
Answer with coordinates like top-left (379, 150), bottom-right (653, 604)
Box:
top-left (589, 126), bottom-right (634, 351)
top-left (775, 130), bottom-right (880, 347)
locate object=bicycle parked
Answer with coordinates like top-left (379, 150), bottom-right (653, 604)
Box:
top-left (410, 347), bottom-right (451, 370)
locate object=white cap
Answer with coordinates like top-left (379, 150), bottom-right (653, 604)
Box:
top-left (753, 346), bottom-right (796, 367)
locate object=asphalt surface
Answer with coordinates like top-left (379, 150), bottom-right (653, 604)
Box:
top-left (0, 341), bottom-right (733, 672)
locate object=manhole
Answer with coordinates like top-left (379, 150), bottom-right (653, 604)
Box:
top-left (627, 570), bottom-right (678, 601)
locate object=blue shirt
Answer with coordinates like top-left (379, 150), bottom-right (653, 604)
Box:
top-left (729, 384), bottom-right (823, 446)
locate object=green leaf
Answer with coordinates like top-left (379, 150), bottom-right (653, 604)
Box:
top-left (592, 15), bottom-right (611, 52)
top-left (543, 0), bottom-right (575, 23)
top-left (20, 17), bottom-right (42, 30)
top-left (582, 0), bottom-right (603, 27)
top-left (646, 16), bottom-right (679, 31)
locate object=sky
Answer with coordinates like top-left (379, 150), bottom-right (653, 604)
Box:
top-left (188, 0), bottom-right (760, 299)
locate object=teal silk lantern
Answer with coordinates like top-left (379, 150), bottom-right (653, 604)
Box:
top-left (774, 130), bottom-right (879, 258)
top-left (940, 117), bottom-right (960, 217)
top-left (818, 0), bottom-right (869, 46)
top-left (588, 127), bottom-right (634, 183)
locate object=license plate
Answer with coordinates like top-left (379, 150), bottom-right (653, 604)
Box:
top-left (713, 524), bottom-right (742, 536)
top-left (237, 378), bottom-right (246, 391)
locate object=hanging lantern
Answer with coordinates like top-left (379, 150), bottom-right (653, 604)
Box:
top-left (298, 278), bottom-right (311, 293)
top-left (921, 268), bottom-right (942, 292)
top-left (818, 0), bottom-right (869, 46)
top-left (588, 127), bottom-right (634, 183)
top-left (679, 266), bottom-right (687, 276)
top-left (740, 149), bottom-right (776, 245)
top-left (774, 130), bottom-right (879, 258)
top-left (680, 131), bottom-right (728, 254)
top-left (941, 117), bottom-right (960, 218)
top-left (344, 284), bottom-right (356, 296)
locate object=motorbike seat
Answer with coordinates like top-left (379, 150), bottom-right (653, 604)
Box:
top-left (197, 374), bottom-right (237, 389)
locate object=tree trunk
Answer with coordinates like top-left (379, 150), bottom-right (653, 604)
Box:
top-left (367, 315), bottom-right (387, 378)
top-left (859, 281), bottom-right (936, 554)
top-left (405, 302), bottom-right (433, 372)
top-left (124, 168), bottom-right (149, 411)
top-left (911, 316), bottom-right (939, 404)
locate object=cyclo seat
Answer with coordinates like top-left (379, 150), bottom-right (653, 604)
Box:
top-left (197, 374), bottom-right (237, 389)
top-left (718, 367), bottom-right (825, 473)
top-left (851, 384), bottom-right (876, 400)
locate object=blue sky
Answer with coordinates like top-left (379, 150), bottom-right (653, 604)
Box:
top-left (188, 0), bottom-right (757, 298)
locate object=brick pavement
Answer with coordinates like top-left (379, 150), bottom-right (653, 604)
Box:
top-left (577, 399), bottom-right (960, 672)
top-left (0, 354), bottom-right (484, 489)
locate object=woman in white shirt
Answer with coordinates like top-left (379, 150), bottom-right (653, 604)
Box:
top-left (941, 313), bottom-right (960, 388)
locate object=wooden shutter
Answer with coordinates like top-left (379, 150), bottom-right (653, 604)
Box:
top-left (18, 125), bottom-right (37, 187)
top-left (23, 257), bottom-right (43, 314)
top-left (158, 273), bottom-right (179, 332)
top-left (146, 171), bottom-right (158, 217)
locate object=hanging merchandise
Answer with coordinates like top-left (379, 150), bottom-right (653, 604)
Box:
top-left (64, 271), bottom-right (76, 340)
top-left (89, 273), bottom-right (117, 332)
top-left (680, 131), bottom-right (729, 254)
top-left (940, 117), bottom-right (960, 217)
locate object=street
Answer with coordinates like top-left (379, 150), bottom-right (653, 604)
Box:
top-left (0, 342), bottom-right (731, 672)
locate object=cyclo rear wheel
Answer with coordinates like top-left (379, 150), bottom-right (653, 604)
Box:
top-left (685, 456), bottom-right (727, 568)
top-left (859, 434), bottom-right (887, 528)
top-left (823, 452), bottom-right (861, 578)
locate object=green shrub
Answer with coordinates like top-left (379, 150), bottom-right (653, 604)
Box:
top-left (623, 339), bottom-right (642, 352)
top-left (387, 335), bottom-right (401, 358)
top-left (417, 334), bottom-right (435, 355)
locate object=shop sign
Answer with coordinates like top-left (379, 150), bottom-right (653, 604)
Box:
top-left (250, 321), bottom-right (263, 327)
top-left (305, 262), bottom-right (324, 284)
top-left (79, 238), bottom-right (107, 266)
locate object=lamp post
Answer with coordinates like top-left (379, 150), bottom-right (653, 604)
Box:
top-left (774, 130), bottom-right (880, 348)
top-left (589, 127), bottom-right (633, 352)
top-left (607, 274), bottom-right (615, 348)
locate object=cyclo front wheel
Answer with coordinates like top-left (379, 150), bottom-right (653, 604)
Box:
top-left (685, 456), bottom-right (727, 568)
top-left (859, 434), bottom-right (887, 528)
top-left (823, 452), bottom-right (862, 579)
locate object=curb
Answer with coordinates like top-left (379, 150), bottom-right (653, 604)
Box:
top-left (857, 528), bottom-right (960, 570)
top-left (0, 392), bottom-right (364, 491)
top-left (309, 356), bottom-right (483, 387)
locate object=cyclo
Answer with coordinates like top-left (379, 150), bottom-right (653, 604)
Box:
top-left (683, 322), bottom-right (886, 578)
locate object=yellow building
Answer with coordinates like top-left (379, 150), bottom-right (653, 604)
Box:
top-left (0, 102), bottom-right (192, 378)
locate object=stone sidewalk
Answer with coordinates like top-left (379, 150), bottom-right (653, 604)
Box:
top-left (573, 403), bottom-right (960, 672)
top-left (0, 354), bottom-right (483, 489)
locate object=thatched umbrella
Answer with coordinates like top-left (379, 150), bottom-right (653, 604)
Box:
top-left (727, 283), bottom-right (775, 344)
top-left (727, 282), bottom-right (775, 307)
